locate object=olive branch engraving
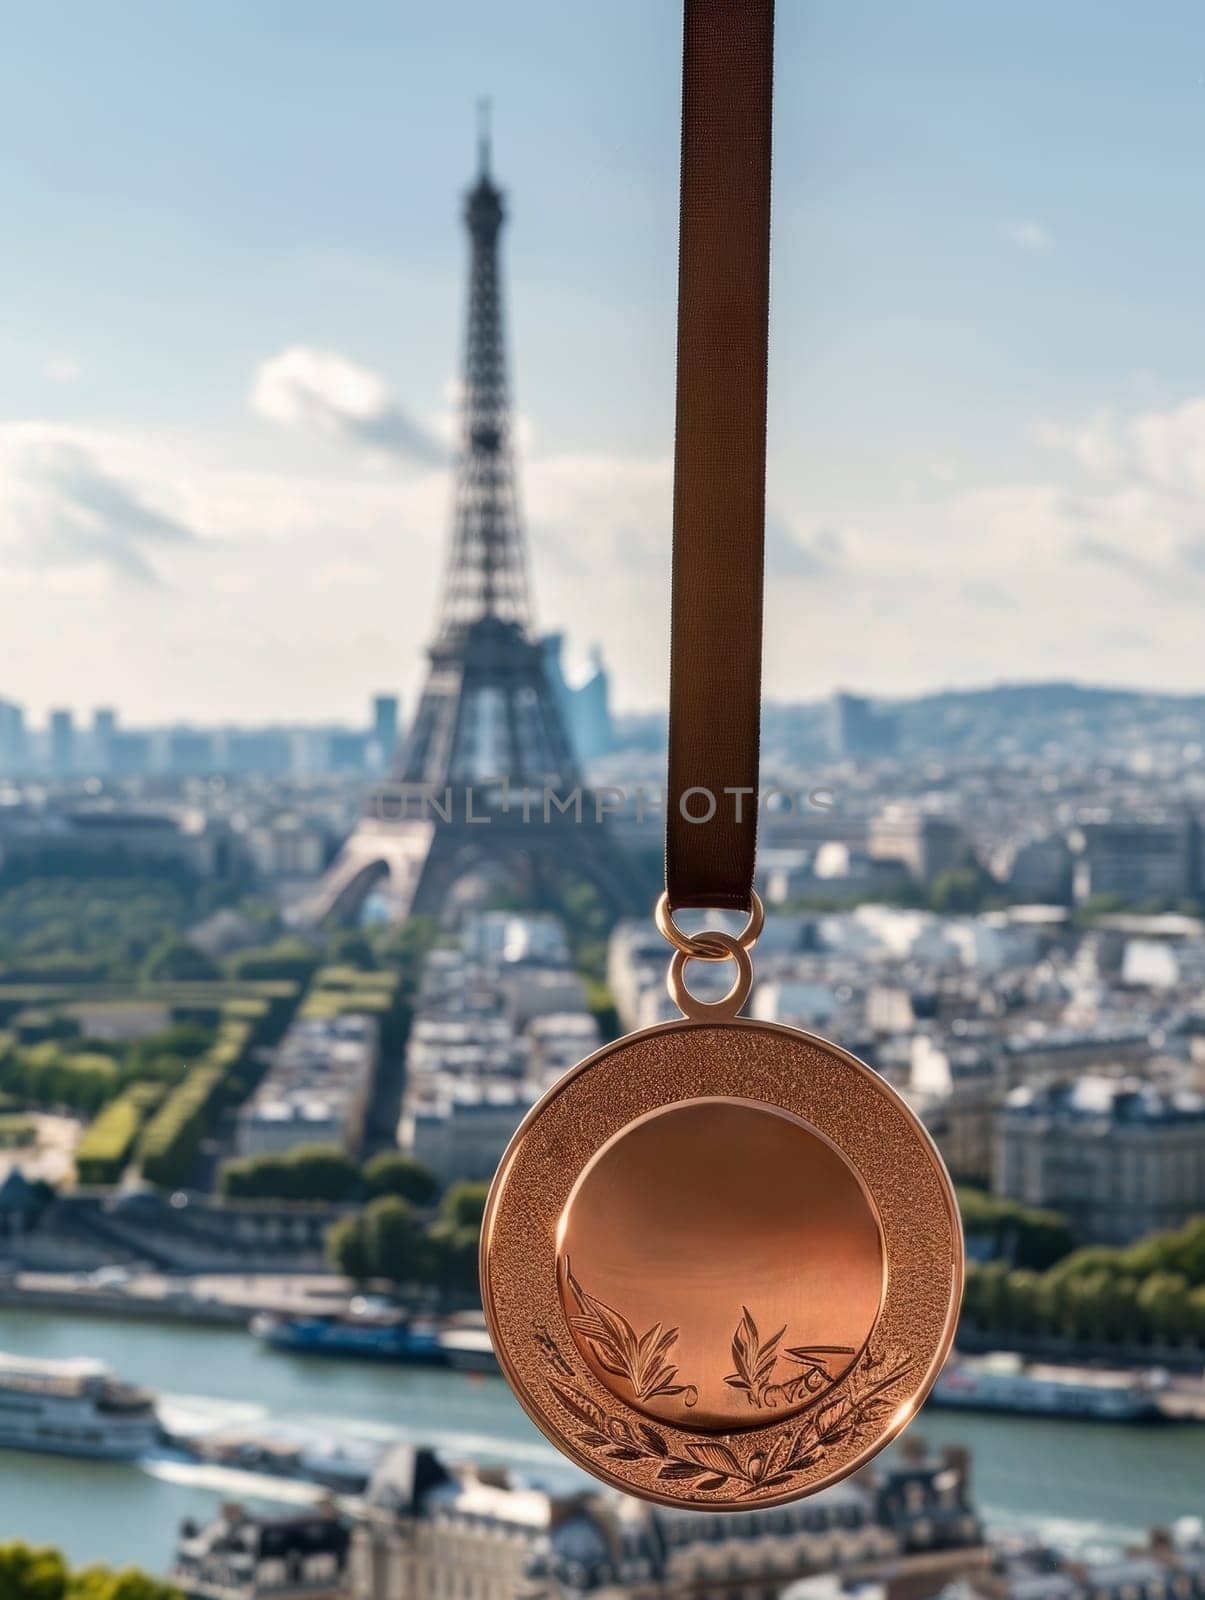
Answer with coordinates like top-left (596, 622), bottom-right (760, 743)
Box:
top-left (562, 1257), bottom-right (698, 1407)
top-left (539, 1340), bottom-right (914, 1500)
top-left (725, 1306), bottom-right (856, 1409)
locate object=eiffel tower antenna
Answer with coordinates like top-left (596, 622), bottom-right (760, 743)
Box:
top-left (477, 96), bottom-right (492, 178)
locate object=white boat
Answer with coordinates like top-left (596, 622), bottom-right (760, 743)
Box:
top-left (932, 1351), bottom-right (1165, 1422)
top-left (0, 1352), bottom-right (161, 1458)
top-left (438, 1322), bottom-right (500, 1374)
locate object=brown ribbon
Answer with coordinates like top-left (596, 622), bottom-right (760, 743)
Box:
top-left (665, 0), bottom-right (774, 913)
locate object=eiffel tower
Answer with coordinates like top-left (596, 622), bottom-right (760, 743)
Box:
top-left (307, 120), bottom-right (642, 925)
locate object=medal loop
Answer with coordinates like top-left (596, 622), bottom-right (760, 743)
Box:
top-left (667, 929), bottom-right (753, 1020)
top-left (654, 889), bottom-right (764, 961)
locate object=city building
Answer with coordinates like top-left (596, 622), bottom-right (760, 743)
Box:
top-left (48, 708), bottom-right (75, 777)
top-left (224, 729), bottom-right (295, 776)
top-left (246, 815), bottom-right (330, 881)
top-left (869, 806), bottom-right (968, 887)
top-left (168, 727), bottom-right (217, 775)
top-left (236, 1014), bottom-right (380, 1159)
top-left (993, 1074), bottom-right (1205, 1243)
top-left (830, 691), bottom-right (899, 761)
top-left (348, 1441), bottom-right (988, 1600)
top-left (992, 834), bottom-right (1073, 904)
top-left (90, 707), bottom-right (117, 774)
top-left (956, 1522), bottom-right (1205, 1600)
top-left (543, 634), bottom-right (615, 761)
top-left (371, 694), bottom-right (400, 771)
top-left (909, 1037), bottom-right (998, 1183)
top-left (1070, 813), bottom-right (1200, 906)
top-left (0, 698), bottom-right (26, 772)
top-left (0, 802), bottom-right (239, 877)
top-left (401, 1081), bottom-right (537, 1183)
top-left (108, 729), bottom-right (153, 776)
top-left (399, 912), bottom-right (599, 1180)
top-left (172, 1501), bottom-right (350, 1600)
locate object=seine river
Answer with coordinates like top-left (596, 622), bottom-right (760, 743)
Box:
top-left (0, 1308), bottom-right (1201, 1576)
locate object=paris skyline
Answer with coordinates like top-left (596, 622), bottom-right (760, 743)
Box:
top-left (5, 1), bottom-right (1205, 723)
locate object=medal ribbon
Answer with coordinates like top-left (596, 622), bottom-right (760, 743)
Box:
top-left (665, 0), bottom-right (774, 914)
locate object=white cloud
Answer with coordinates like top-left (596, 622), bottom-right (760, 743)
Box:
top-left (1000, 218), bottom-right (1053, 252)
top-left (0, 425), bottom-right (198, 584)
top-left (250, 346), bottom-right (445, 466)
top-left (1129, 397), bottom-right (1205, 496)
top-left (0, 415), bottom-right (682, 718)
top-left (10, 382), bottom-right (1205, 721)
top-left (42, 357), bottom-right (81, 384)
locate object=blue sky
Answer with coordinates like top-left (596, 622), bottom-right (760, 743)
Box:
top-left (4, 1), bottom-right (1205, 723)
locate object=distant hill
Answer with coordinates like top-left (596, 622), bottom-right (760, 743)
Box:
top-left (615, 681), bottom-right (1205, 762)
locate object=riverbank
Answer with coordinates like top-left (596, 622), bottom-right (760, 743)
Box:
top-left (4, 1271), bottom-right (1204, 1420)
top-left (0, 1268), bottom-right (349, 1325)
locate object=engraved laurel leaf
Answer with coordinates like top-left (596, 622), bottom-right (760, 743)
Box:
top-left (685, 1440), bottom-right (742, 1478)
top-left (547, 1380), bottom-right (607, 1435)
top-left (724, 1307), bottom-right (793, 1406)
top-left (564, 1258), bottom-right (697, 1405)
top-left (814, 1397), bottom-right (856, 1447)
top-left (635, 1421), bottom-right (669, 1456)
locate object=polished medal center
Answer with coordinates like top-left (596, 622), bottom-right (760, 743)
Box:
top-left (556, 1097), bottom-right (885, 1432)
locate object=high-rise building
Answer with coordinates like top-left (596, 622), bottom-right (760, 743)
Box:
top-left (370, 694), bottom-right (399, 771)
top-left (91, 707), bottom-right (117, 774)
top-left (108, 730), bottom-right (152, 777)
top-left (830, 690), bottom-right (899, 760)
top-left (542, 636), bottom-right (614, 762)
top-left (49, 709), bottom-right (75, 777)
top-left (223, 729), bottom-right (294, 776)
top-left (1070, 813), bottom-right (1199, 906)
top-left (869, 804), bottom-right (967, 886)
top-left (167, 727), bottom-right (217, 774)
top-left (0, 700), bottom-right (26, 773)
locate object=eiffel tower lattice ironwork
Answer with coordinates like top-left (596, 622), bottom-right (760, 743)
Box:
top-left (308, 120), bottom-right (643, 925)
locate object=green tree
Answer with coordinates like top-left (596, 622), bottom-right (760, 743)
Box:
top-left (364, 1195), bottom-right (427, 1284)
top-left (220, 1145), bottom-right (360, 1203)
top-left (0, 1546), bottom-right (180, 1600)
top-left (0, 1541), bottom-right (68, 1600)
top-left (1094, 1274), bottom-right (1142, 1346)
top-left (1003, 1269), bottom-right (1041, 1335)
top-left (228, 938), bottom-right (319, 984)
top-left (327, 1214), bottom-right (371, 1282)
top-left (1138, 1272), bottom-right (1192, 1344)
top-left (429, 1215), bottom-right (480, 1296)
top-left (127, 1022), bottom-right (214, 1074)
top-left (1189, 1284), bottom-right (1205, 1344)
top-left (142, 936), bottom-right (220, 983)
top-left (929, 867), bottom-right (984, 914)
top-left (363, 1152), bottom-right (439, 1205)
top-left (67, 1568), bottom-right (180, 1600)
top-left (426, 1182), bottom-right (487, 1296)
top-left (440, 1181), bottom-right (488, 1231)
top-left (957, 1187), bottom-right (1075, 1270)
top-left (326, 929), bottom-right (378, 970)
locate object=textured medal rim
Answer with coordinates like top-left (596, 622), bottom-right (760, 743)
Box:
top-left (480, 1017), bottom-right (964, 1511)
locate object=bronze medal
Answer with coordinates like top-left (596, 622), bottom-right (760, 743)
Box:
top-left (481, 1002), bottom-right (962, 1509)
top-left (480, 0), bottom-right (963, 1507)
